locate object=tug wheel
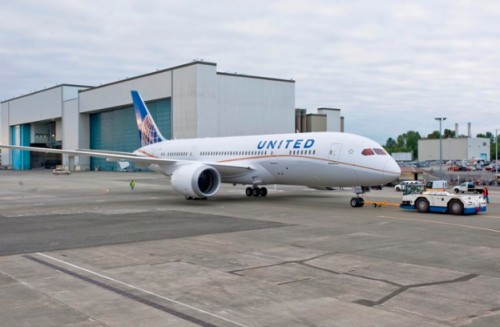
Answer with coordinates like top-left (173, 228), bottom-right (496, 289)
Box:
top-left (415, 198), bottom-right (430, 213)
top-left (448, 200), bottom-right (464, 215)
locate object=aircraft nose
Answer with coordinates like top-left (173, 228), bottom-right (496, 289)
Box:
top-left (384, 157), bottom-right (401, 180)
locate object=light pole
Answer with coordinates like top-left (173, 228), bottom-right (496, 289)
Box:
top-left (496, 129), bottom-right (498, 186)
top-left (435, 117), bottom-right (447, 179)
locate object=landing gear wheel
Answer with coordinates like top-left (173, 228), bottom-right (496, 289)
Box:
top-left (350, 198), bottom-right (358, 207)
top-left (416, 198), bottom-right (430, 213)
top-left (358, 198), bottom-right (364, 207)
top-left (245, 186), bottom-right (267, 197)
top-left (448, 200), bottom-right (464, 215)
top-left (350, 197), bottom-right (364, 208)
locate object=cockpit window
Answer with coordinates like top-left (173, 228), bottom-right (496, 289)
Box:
top-left (374, 148), bottom-right (387, 155)
top-left (362, 148), bottom-right (375, 156)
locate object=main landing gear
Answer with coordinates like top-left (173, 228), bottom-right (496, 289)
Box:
top-left (185, 196), bottom-right (207, 200)
top-left (245, 186), bottom-right (268, 197)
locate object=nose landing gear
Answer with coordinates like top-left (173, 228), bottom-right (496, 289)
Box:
top-left (350, 186), bottom-right (370, 207)
top-left (245, 186), bottom-right (268, 197)
top-left (350, 197), bottom-right (365, 207)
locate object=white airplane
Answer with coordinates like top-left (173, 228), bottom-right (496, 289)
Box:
top-left (0, 90), bottom-right (400, 205)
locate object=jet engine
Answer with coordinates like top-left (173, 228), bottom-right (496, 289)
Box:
top-left (171, 163), bottom-right (221, 198)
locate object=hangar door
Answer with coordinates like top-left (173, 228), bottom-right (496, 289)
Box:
top-left (90, 98), bottom-right (171, 171)
top-left (10, 124), bottom-right (30, 170)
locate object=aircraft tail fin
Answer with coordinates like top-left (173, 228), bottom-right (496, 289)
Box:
top-left (131, 90), bottom-right (166, 147)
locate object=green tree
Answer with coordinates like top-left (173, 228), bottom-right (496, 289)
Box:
top-left (428, 129), bottom-right (454, 139)
top-left (404, 131), bottom-right (421, 159)
top-left (427, 131), bottom-right (440, 139)
top-left (384, 131), bottom-right (421, 158)
top-left (385, 137), bottom-right (397, 149)
top-left (443, 129), bottom-right (455, 138)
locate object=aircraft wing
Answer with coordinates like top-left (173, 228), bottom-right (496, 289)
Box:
top-left (0, 144), bottom-right (253, 175)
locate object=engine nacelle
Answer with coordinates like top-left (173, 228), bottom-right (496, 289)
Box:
top-left (171, 163), bottom-right (221, 198)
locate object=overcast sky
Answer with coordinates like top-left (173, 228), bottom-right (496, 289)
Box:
top-left (1, 0), bottom-right (499, 143)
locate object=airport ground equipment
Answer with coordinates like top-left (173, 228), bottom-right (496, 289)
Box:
top-left (453, 182), bottom-right (484, 194)
top-left (400, 183), bottom-right (486, 215)
top-left (351, 186), bottom-right (405, 208)
top-left (363, 200), bottom-right (401, 208)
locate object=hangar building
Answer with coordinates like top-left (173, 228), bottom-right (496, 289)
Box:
top-left (418, 137), bottom-right (490, 161)
top-left (1, 61), bottom-right (296, 171)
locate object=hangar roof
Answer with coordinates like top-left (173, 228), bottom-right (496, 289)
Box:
top-left (2, 84), bottom-right (93, 103)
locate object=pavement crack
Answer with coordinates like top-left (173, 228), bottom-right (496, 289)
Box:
top-left (276, 278), bottom-right (312, 285)
top-left (355, 273), bottom-right (480, 307)
top-left (299, 262), bottom-right (340, 275)
top-left (343, 272), bottom-right (402, 287)
top-left (228, 261), bottom-right (295, 275)
top-left (227, 252), bottom-right (334, 275)
top-left (405, 272), bottom-right (479, 288)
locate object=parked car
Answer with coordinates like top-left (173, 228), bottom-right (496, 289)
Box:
top-left (425, 180), bottom-right (448, 190)
top-left (395, 181), bottom-right (421, 192)
top-left (484, 164), bottom-right (498, 171)
top-left (453, 182), bottom-right (483, 194)
top-left (53, 167), bottom-right (71, 175)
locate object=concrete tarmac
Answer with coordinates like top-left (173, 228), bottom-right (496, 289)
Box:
top-left (1, 170), bottom-right (499, 327)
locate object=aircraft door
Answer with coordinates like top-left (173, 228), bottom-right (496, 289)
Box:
top-left (190, 146), bottom-right (197, 159)
top-left (329, 143), bottom-right (342, 163)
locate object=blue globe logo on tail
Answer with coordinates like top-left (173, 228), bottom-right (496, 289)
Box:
top-left (131, 90), bottom-right (166, 147)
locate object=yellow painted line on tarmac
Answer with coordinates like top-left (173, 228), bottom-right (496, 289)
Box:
top-left (377, 215), bottom-right (500, 234)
